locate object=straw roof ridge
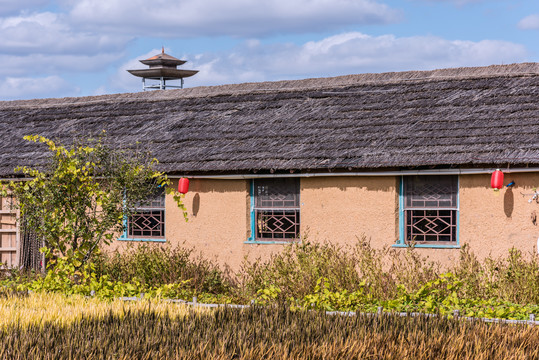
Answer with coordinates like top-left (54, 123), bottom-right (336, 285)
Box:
top-left (2, 62), bottom-right (539, 109)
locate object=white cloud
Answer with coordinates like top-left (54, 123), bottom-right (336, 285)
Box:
top-left (0, 0), bottom-right (49, 16)
top-left (518, 14), bottom-right (539, 30)
top-left (195, 32), bottom-right (528, 85)
top-left (0, 12), bottom-right (130, 55)
top-left (0, 11), bottom-right (129, 82)
top-left (68, 0), bottom-right (401, 37)
top-left (110, 32), bottom-right (528, 93)
top-left (0, 52), bottom-right (125, 78)
top-left (0, 75), bottom-right (77, 100)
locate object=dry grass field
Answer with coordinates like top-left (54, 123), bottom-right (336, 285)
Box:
top-left (0, 293), bottom-right (537, 359)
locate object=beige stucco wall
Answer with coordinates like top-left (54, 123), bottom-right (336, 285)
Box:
top-left (458, 173), bottom-right (539, 260)
top-left (111, 173), bottom-right (539, 271)
top-left (165, 178), bottom-right (251, 272)
top-left (299, 176), bottom-right (398, 248)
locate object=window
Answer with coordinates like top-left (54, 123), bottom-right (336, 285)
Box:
top-left (250, 178), bottom-right (300, 242)
top-left (398, 175), bottom-right (458, 246)
top-left (123, 187), bottom-right (166, 241)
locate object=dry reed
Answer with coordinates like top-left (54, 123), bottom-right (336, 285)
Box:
top-left (0, 292), bottom-right (192, 329)
top-left (0, 296), bottom-right (537, 359)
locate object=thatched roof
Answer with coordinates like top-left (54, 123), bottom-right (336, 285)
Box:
top-left (0, 63), bottom-right (538, 176)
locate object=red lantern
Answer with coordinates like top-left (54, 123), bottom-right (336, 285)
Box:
top-left (491, 169), bottom-right (504, 190)
top-left (178, 178), bottom-right (189, 194)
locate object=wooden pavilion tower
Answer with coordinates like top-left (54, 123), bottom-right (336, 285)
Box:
top-left (128, 48), bottom-right (198, 90)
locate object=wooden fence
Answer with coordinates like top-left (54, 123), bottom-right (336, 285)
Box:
top-left (0, 195), bottom-right (19, 269)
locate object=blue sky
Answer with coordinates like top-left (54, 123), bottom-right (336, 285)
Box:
top-left (1, 0), bottom-right (538, 100)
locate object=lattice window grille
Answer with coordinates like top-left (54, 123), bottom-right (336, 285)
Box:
top-left (128, 187), bottom-right (166, 239)
top-left (128, 210), bottom-right (165, 238)
top-left (403, 176), bottom-right (458, 243)
top-left (254, 179), bottom-right (300, 240)
top-left (405, 210), bottom-right (456, 242)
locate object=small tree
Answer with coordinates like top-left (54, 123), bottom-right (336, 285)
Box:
top-left (4, 134), bottom-right (186, 268)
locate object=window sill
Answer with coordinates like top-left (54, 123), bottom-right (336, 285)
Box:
top-left (392, 243), bottom-right (460, 249)
top-left (118, 237), bottom-right (166, 243)
top-left (244, 240), bottom-right (298, 245)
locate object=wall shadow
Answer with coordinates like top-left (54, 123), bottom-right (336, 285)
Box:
top-left (504, 187), bottom-right (514, 218)
top-left (192, 193), bottom-right (200, 217)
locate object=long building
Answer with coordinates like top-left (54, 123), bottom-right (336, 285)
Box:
top-left (1, 63), bottom-right (538, 269)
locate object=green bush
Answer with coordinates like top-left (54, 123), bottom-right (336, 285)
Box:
top-left (2, 235), bottom-right (538, 319)
top-left (454, 245), bottom-right (539, 304)
top-left (239, 239), bottom-right (364, 302)
top-left (385, 243), bottom-right (440, 297)
top-left (238, 237), bottom-right (439, 302)
top-left (92, 243), bottom-right (230, 295)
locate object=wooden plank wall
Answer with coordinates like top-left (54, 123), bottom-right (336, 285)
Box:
top-left (0, 195), bottom-right (19, 268)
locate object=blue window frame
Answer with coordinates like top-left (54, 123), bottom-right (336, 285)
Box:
top-left (246, 178), bottom-right (300, 244)
top-left (118, 187), bottom-right (166, 243)
top-left (394, 175), bottom-right (460, 248)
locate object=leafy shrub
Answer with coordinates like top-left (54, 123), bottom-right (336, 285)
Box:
top-left (4, 134), bottom-right (184, 268)
top-left (386, 243), bottom-right (440, 297)
top-left (92, 243), bottom-right (230, 294)
top-left (239, 237), bottom-right (439, 302)
top-left (300, 277), bottom-right (371, 311)
top-left (239, 239), bottom-right (364, 302)
top-left (454, 245), bottom-right (539, 304)
top-left (2, 234), bottom-right (538, 319)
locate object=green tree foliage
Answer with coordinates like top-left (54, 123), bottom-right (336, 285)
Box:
top-left (3, 134), bottom-right (186, 267)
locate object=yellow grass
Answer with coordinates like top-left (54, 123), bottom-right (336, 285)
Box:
top-left (0, 292), bottom-right (194, 328)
